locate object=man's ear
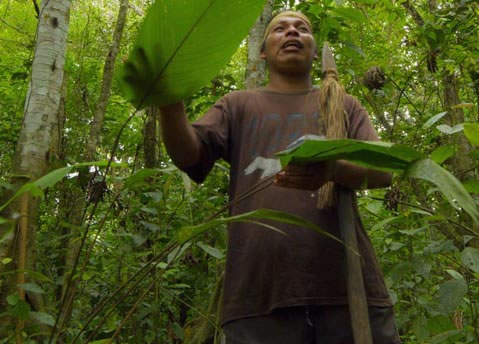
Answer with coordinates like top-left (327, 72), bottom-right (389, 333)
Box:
top-left (260, 51), bottom-right (267, 60)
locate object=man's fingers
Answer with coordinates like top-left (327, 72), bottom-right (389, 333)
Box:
top-left (274, 172), bottom-right (326, 190)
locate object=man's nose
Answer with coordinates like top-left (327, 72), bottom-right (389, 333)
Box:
top-left (285, 26), bottom-right (300, 36)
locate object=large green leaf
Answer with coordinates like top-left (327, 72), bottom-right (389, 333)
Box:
top-left (461, 247), bottom-right (479, 273)
top-left (437, 278), bottom-right (467, 315)
top-left (17, 283), bottom-right (45, 294)
top-left (431, 144), bottom-right (454, 164)
top-left (422, 111), bottom-right (447, 129)
top-left (118, 0), bottom-right (266, 109)
top-left (0, 161), bottom-right (124, 213)
top-left (332, 7), bottom-right (366, 23)
top-left (30, 311), bottom-right (55, 326)
top-left (197, 241), bottom-right (224, 259)
top-left (276, 136), bottom-right (424, 173)
top-left (436, 123), bottom-right (464, 135)
top-left (176, 208), bottom-right (345, 248)
top-left (464, 123), bottom-right (479, 146)
top-left (404, 158), bottom-right (479, 225)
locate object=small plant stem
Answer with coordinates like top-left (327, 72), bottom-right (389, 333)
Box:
top-left (104, 246), bottom-right (184, 343)
top-left (107, 272), bottom-right (159, 344)
top-left (206, 176), bottom-right (275, 222)
top-left (465, 272), bottom-right (479, 342)
top-left (72, 242), bottom-right (177, 344)
top-left (74, 161), bottom-right (273, 342)
top-left (15, 193), bottom-right (29, 344)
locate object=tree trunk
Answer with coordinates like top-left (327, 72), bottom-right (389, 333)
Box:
top-left (85, 0), bottom-right (129, 162)
top-left (442, 71), bottom-right (473, 178)
top-left (469, 69), bottom-right (479, 121)
top-left (244, 0), bottom-right (274, 89)
top-left (56, 0), bottom-right (129, 335)
top-left (0, 0), bottom-right (71, 335)
top-left (144, 107), bottom-right (159, 169)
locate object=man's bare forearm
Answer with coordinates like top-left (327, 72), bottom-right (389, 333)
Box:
top-left (332, 160), bottom-right (392, 189)
top-left (159, 102), bottom-right (202, 169)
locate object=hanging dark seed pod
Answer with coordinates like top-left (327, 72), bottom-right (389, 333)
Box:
top-left (427, 50), bottom-right (438, 73)
top-left (384, 186), bottom-right (402, 213)
top-left (88, 180), bottom-right (107, 203)
top-left (363, 66), bottom-right (386, 90)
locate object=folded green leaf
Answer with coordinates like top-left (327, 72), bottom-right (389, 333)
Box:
top-left (276, 136), bottom-right (424, 173)
top-left (436, 123), bottom-right (464, 135)
top-left (276, 136), bottom-right (479, 225)
top-left (118, 0), bottom-right (267, 109)
top-left (423, 111), bottom-right (447, 129)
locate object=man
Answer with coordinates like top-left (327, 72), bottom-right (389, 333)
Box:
top-left (159, 10), bottom-right (400, 344)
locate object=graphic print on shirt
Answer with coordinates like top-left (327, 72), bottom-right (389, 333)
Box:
top-left (244, 111), bottom-right (319, 179)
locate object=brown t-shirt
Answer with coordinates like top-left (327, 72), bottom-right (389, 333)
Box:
top-left (183, 88), bottom-right (392, 325)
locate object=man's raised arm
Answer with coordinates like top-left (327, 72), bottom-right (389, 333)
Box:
top-left (159, 102), bottom-right (202, 169)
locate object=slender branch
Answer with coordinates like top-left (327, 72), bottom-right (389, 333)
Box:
top-left (402, 0), bottom-right (425, 26)
top-left (0, 18), bottom-right (30, 35)
top-left (32, 0), bottom-right (40, 17)
top-left (370, 196), bottom-right (479, 236)
top-left (105, 248), bottom-right (185, 344)
top-left (72, 241), bottom-right (177, 344)
top-left (384, 71), bottom-right (424, 119)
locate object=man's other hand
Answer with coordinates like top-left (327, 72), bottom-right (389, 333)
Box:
top-left (274, 162), bottom-right (334, 190)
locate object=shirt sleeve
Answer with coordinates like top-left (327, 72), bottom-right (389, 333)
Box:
top-left (345, 94), bottom-right (380, 141)
top-left (181, 95), bottom-right (232, 183)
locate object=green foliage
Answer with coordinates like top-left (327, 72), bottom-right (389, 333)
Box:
top-left (1, 0), bottom-right (478, 343)
top-left (118, 0), bottom-right (266, 108)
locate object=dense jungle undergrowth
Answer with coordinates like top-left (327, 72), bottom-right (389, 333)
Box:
top-left (0, 0), bottom-right (479, 343)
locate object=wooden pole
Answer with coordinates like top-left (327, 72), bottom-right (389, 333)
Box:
top-left (321, 42), bottom-right (373, 343)
top-left (338, 187), bottom-right (373, 344)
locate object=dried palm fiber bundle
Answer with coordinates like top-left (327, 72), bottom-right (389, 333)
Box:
top-left (317, 68), bottom-right (349, 209)
top-left (363, 66), bottom-right (386, 90)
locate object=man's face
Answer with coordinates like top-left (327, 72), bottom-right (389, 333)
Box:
top-left (261, 16), bottom-right (317, 75)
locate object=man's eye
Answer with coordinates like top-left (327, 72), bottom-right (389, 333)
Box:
top-left (299, 27), bottom-right (309, 33)
top-left (274, 26), bottom-right (284, 32)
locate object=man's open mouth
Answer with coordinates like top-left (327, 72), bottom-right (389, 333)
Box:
top-left (282, 40), bottom-right (303, 49)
